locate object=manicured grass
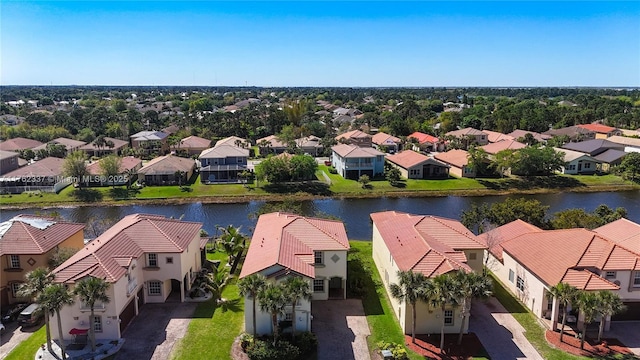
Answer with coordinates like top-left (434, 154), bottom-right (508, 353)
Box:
top-left (4, 325), bottom-right (46, 360)
top-left (169, 282), bottom-right (244, 360)
top-left (489, 272), bottom-right (589, 360)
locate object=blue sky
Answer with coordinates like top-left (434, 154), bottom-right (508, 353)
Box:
top-left (2, 1), bottom-right (639, 87)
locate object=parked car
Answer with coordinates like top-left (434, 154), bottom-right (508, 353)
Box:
top-left (2, 303), bottom-right (28, 323)
top-left (17, 304), bottom-right (43, 327)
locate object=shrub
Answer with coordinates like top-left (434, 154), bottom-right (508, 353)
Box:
top-left (376, 341), bottom-right (408, 360)
top-left (240, 332), bottom-right (254, 351)
top-left (293, 332), bottom-right (317, 356)
top-left (328, 167), bottom-right (338, 174)
top-left (246, 339), bottom-right (301, 360)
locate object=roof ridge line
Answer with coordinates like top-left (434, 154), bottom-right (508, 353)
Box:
top-left (20, 221), bottom-right (45, 253)
top-left (147, 219), bottom-right (182, 250)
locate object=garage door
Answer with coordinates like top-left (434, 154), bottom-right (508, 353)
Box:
top-left (119, 298), bottom-right (136, 333)
top-left (612, 302), bottom-right (640, 321)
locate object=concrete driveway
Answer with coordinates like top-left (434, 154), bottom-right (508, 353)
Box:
top-left (608, 321), bottom-right (640, 356)
top-left (114, 302), bottom-right (197, 360)
top-left (0, 321), bottom-right (42, 359)
top-left (469, 297), bottom-right (543, 360)
top-left (312, 299), bottom-right (371, 360)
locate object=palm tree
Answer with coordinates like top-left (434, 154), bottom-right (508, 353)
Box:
top-left (217, 225), bottom-right (248, 275)
top-left (455, 271), bottom-right (492, 345)
top-left (547, 282), bottom-right (579, 343)
top-left (282, 276), bottom-right (312, 341)
top-left (238, 274), bottom-right (267, 337)
top-left (200, 267), bottom-right (230, 302)
top-left (40, 284), bottom-right (75, 359)
top-left (257, 139), bottom-right (271, 156)
top-left (428, 273), bottom-right (461, 353)
top-left (74, 277), bottom-right (110, 352)
top-left (596, 291), bottom-right (625, 342)
top-left (18, 268), bottom-right (54, 352)
top-left (576, 291), bottom-right (599, 350)
top-left (257, 282), bottom-right (288, 346)
top-left (389, 270), bottom-right (430, 344)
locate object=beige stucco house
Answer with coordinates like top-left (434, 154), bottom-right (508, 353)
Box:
top-left (0, 215), bottom-right (85, 306)
top-left (50, 214), bottom-right (203, 341)
top-left (371, 211), bottom-right (486, 336)
top-left (239, 212), bottom-right (350, 336)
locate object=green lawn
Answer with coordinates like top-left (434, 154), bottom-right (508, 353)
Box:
top-left (169, 282), bottom-right (244, 360)
top-left (4, 325), bottom-right (46, 360)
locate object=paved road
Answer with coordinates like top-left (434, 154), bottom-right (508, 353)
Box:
top-left (0, 321), bottom-right (42, 359)
top-left (608, 321), bottom-right (640, 356)
top-left (469, 297), bottom-right (543, 360)
top-left (312, 299), bottom-right (371, 360)
top-left (115, 302), bottom-right (197, 360)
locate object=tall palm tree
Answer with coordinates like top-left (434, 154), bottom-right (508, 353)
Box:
top-left (548, 282), bottom-right (579, 343)
top-left (596, 291), bottom-right (625, 342)
top-left (282, 276), bottom-right (312, 341)
top-left (200, 267), bottom-right (230, 302)
top-left (217, 225), bottom-right (248, 275)
top-left (18, 268), bottom-right (54, 352)
top-left (74, 277), bottom-right (110, 352)
top-left (238, 274), bottom-right (267, 337)
top-left (257, 282), bottom-right (288, 346)
top-left (40, 284), bottom-right (75, 359)
top-left (428, 273), bottom-right (461, 353)
top-left (576, 291), bottom-right (599, 350)
top-left (455, 271), bottom-right (492, 345)
top-left (389, 270), bottom-right (430, 344)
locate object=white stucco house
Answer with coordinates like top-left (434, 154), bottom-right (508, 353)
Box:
top-left (239, 212), bottom-right (350, 336)
top-left (50, 214), bottom-right (203, 341)
top-left (371, 211), bottom-right (486, 336)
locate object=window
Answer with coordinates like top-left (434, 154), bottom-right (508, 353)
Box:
top-left (444, 310), bottom-right (454, 326)
top-left (148, 281), bottom-right (162, 296)
top-left (313, 279), bottom-right (324, 292)
top-left (508, 269), bottom-right (515, 283)
top-left (9, 255), bottom-right (20, 269)
top-left (469, 252), bottom-right (477, 260)
top-left (11, 283), bottom-right (21, 298)
top-left (634, 272), bottom-right (640, 287)
top-left (237, 158), bottom-right (243, 164)
top-left (314, 251), bottom-right (323, 265)
top-left (516, 276), bottom-right (525, 291)
top-left (166, 257), bottom-right (173, 264)
top-left (285, 313), bottom-right (293, 321)
top-left (585, 162), bottom-right (591, 169)
top-left (605, 271), bottom-right (616, 279)
top-left (93, 316), bottom-right (102, 332)
top-left (147, 253), bottom-right (158, 267)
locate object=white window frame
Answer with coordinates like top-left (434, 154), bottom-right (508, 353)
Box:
top-left (11, 282), bottom-right (21, 298)
top-left (634, 272), bottom-right (640, 287)
top-left (147, 253), bottom-right (158, 267)
top-left (516, 276), bottom-right (525, 291)
top-left (9, 255), bottom-right (20, 269)
top-left (93, 316), bottom-right (102, 333)
top-left (314, 251), bottom-right (323, 265)
top-left (148, 281), bottom-right (162, 296)
top-left (444, 310), bottom-right (454, 326)
top-left (313, 279), bottom-right (324, 293)
top-left (508, 269), bottom-right (515, 283)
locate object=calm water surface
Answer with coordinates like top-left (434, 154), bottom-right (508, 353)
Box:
top-left (1, 191), bottom-right (639, 240)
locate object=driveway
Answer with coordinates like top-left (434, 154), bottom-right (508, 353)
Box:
top-left (608, 321), bottom-right (640, 356)
top-left (312, 299), bottom-right (371, 360)
top-left (0, 321), bottom-right (42, 359)
top-left (469, 297), bottom-right (543, 360)
top-left (114, 302), bottom-right (197, 360)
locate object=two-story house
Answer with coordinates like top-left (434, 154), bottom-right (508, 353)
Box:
top-left (199, 145), bottom-right (250, 184)
top-left (0, 150), bottom-right (20, 175)
top-left (335, 130), bottom-right (372, 148)
top-left (0, 215), bottom-right (85, 305)
top-left (372, 132), bottom-right (402, 153)
top-left (553, 148), bottom-right (601, 175)
top-left (130, 131), bottom-right (169, 155)
top-left (239, 212), bottom-right (350, 336)
top-left (371, 211), bottom-right (486, 336)
top-left (331, 144), bottom-right (385, 180)
top-left (178, 136), bottom-right (211, 156)
top-left (576, 124), bottom-right (622, 139)
top-left (50, 214), bottom-right (203, 341)
top-left (407, 132), bottom-right (443, 152)
top-left (445, 128), bottom-right (489, 149)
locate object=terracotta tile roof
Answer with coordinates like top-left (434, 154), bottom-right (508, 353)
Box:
top-left (257, 135), bottom-right (286, 148)
top-left (239, 213), bottom-right (349, 279)
top-left (477, 220), bottom-right (543, 260)
top-left (507, 130), bottom-right (552, 143)
top-left (386, 150), bottom-right (448, 169)
top-left (445, 127), bottom-right (487, 138)
top-left (562, 269), bottom-right (619, 291)
top-left (370, 211), bottom-right (484, 277)
top-left (480, 140), bottom-right (526, 155)
top-left (407, 132), bottom-right (439, 144)
top-left (1, 157), bottom-right (65, 178)
top-left (0, 215), bottom-right (84, 255)
top-left (53, 214), bottom-right (202, 283)
top-left (199, 145), bottom-right (249, 159)
top-left (0, 137), bottom-right (44, 151)
top-left (434, 149), bottom-right (469, 168)
top-left (332, 144), bottom-right (384, 158)
top-left (79, 137), bottom-right (128, 151)
top-left (335, 130), bottom-right (371, 141)
top-left (295, 136), bottom-right (323, 148)
top-left (138, 155), bottom-right (195, 175)
top-left (577, 123), bottom-right (617, 134)
top-left (594, 218), bottom-right (640, 255)
top-left (215, 136), bottom-right (252, 148)
top-left (483, 130), bottom-right (515, 143)
top-left (179, 136), bottom-right (211, 149)
top-left (86, 156), bottom-right (142, 175)
top-left (372, 132), bottom-right (401, 146)
top-left (501, 228), bottom-right (640, 289)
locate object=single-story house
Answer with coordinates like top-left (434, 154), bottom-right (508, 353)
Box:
top-left (0, 157), bottom-right (71, 193)
top-left (372, 132), bottom-right (402, 153)
top-left (331, 144), bottom-right (385, 180)
top-left (576, 124), bottom-right (622, 139)
top-left (606, 136), bottom-right (640, 153)
top-left (79, 137), bottom-right (129, 157)
top-left (32, 137), bottom-right (87, 155)
top-left (178, 136), bottom-right (211, 156)
top-left (0, 137), bottom-right (44, 152)
top-left (480, 140), bottom-right (527, 156)
top-left (445, 128), bottom-right (488, 148)
top-left (295, 135), bottom-right (324, 156)
top-left (130, 131), bottom-right (169, 155)
top-left (0, 215), bottom-right (85, 306)
top-left (215, 136), bottom-right (252, 149)
top-left (407, 132), bottom-right (443, 152)
top-left (50, 214), bottom-right (203, 341)
top-left (593, 149), bottom-right (628, 172)
top-left (507, 129), bottom-right (552, 143)
top-left (84, 156), bottom-right (143, 186)
top-left (0, 150), bottom-right (20, 175)
top-left (483, 130), bottom-right (515, 143)
top-left (544, 126), bottom-right (596, 142)
top-left (371, 211), bottom-right (486, 335)
top-left (199, 145), bottom-right (249, 184)
top-left (239, 212), bottom-right (350, 336)
top-left (386, 150), bottom-right (449, 179)
top-left (137, 155), bottom-right (196, 185)
top-left (553, 148), bottom-right (600, 175)
top-left (257, 135), bottom-right (287, 155)
top-left (335, 130), bottom-right (372, 148)
top-left (434, 149), bottom-right (475, 178)
top-left (561, 139), bottom-right (625, 157)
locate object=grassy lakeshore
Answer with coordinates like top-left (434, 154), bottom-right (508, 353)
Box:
top-left (0, 172), bottom-right (637, 209)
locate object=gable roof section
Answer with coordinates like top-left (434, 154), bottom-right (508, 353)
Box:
top-left (138, 155), bottom-right (195, 175)
top-left (561, 139), bottom-right (624, 156)
top-left (32, 137), bottom-right (87, 152)
top-left (79, 137), bottom-right (128, 151)
top-left (1, 157), bottom-right (65, 179)
top-left (434, 149), bottom-right (469, 168)
top-left (606, 135), bottom-right (640, 149)
top-left (0, 137), bottom-right (44, 151)
top-left (215, 136), bottom-right (251, 148)
top-left (477, 219), bottom-right (543, 260)
top-left (594, 218), bottom-right (640, 254)
top-left (199, 145), bottom-right (249, 159)
top-left (335, 130), bottom-right (371, 141)
top-left (408, 132), bottom-right (439, 144)
top-left (594, 149), bottom-right (627, 163)
top-left (239, 212), bottom-right (349, 279)
top-left (386, 150), bottom-right (448, 169)
top-left (554, 148), bottom-right (601, 163)
top-left (507, 129), bottom-right (552, 143)
top-left (483, 130), bottom-right (515, 143)
top-left (332, 144), bottom-right (384, 158)
top-left (577, 123), bottom-right (617, 134)
top-left (445, 127), bottom-right (486, 137)
top-left (0, 215), bottom-right (84, 255)
top-left (371, 211), bottom-right (484, 277)
top-left (257, 135), bottom-right (286, 148)
top-left (180, 136), bottom-right (211, 149)
top-left (480, 140), bottom-right (526, 155)
top-left (86, 156), bottom-right (142, 175)
top-left (53, 214), bottom-right (202, 283)
top-left (130, 131), bottom-right (168, 141)
top-left (372, 132), bottom-right (401, 146)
